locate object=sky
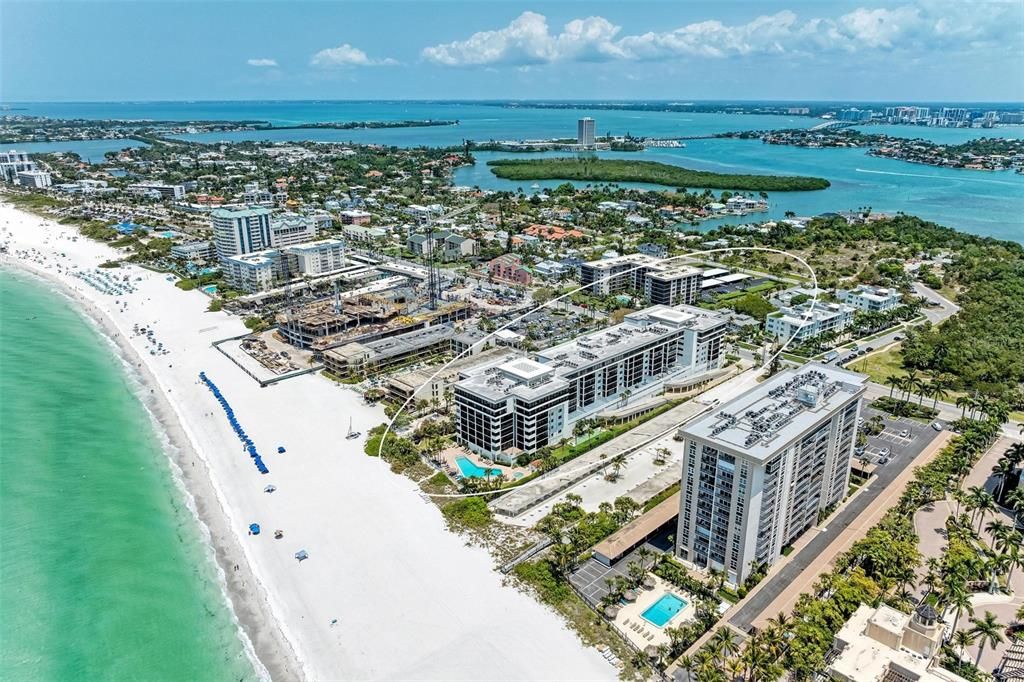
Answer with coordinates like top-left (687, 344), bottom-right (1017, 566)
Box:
top-left (1, 0), bottom-right (1022, 102)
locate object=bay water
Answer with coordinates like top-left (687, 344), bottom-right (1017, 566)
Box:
top-left (8, 100), bottom-right (1022, 242)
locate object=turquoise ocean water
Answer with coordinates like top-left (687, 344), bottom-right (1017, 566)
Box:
top-left (9, 100), bottom-right (1022, 242)
top-left (0, 271), bottom-right (255, 681)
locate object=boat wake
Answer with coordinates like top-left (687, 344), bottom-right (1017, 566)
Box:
top-left (855, 167), bottom-right (1020, 187)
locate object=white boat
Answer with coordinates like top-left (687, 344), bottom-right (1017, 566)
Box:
top-left (346, 417), bottom-right (361, 440)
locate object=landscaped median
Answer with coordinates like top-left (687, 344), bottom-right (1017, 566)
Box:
top-left (486, 158), bottom-right (831, 191)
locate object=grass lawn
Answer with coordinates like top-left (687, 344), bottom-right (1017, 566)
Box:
top-left (850, 344), bottom-right (907, 384)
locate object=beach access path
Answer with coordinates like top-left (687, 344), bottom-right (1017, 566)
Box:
top-left (0, 201), bottom-right (614, 682)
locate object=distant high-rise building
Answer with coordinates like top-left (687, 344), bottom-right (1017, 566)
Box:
top-left (211, 206), bottom-right (273, 261)
top-left (675, 363), bottom-right (867, 585)
top-left (941, 107), bottom-right (968, 125)
top-left (838, 108), bottom-right (873, 122)
top-left (577, 117), bottom-right (596, 147)
top-left (0, 150), bottom-right (37, 183)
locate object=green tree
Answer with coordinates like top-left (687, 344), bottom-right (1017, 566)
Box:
top-left (968, 611), bottom-right (1005, 667)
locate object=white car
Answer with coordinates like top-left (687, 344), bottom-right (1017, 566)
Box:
top-left (899, 429), bottom-right (910, 438)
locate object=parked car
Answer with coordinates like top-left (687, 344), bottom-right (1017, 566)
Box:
top-left (931, 422), bottom-right (944, 431)
top-left (878, 447), bottom-right (891, 458)
top-left (899, 429), bottom-right (910, 438)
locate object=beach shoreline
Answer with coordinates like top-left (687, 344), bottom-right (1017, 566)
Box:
top-left (1, 254), bottom-right (302, 681)
top-left (0, 200), bottom-right (614, 682)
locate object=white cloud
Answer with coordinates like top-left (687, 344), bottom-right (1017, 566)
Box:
top-left (247, 58), bottom-right (278, 67)
top-left (310, 44), bottom-right (398, 68)
top-left (421, 11), bottom-right (624, 66)
top-left (421, 3), bottom-right (1022, 66)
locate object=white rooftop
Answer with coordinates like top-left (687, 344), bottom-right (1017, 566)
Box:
top-left (681, 363), bottom-right (867, 460)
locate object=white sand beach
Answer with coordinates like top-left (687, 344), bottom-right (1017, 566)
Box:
top-left (0, 201), bottom-right (614, 681)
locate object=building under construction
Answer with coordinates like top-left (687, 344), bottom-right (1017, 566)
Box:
top-left (276, 286), bottom-right (472, 353)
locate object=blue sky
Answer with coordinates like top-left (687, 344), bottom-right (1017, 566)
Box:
top-left (2, 0), bottom-right (1022, 102)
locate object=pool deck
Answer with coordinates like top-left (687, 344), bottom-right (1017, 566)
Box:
top-left (608, 575), bottom-right (695, 649)
top-left (437, 446), bottom-right (529, 481)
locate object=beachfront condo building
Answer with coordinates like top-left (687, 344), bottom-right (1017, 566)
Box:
top-left (223, 238), bottom-right (346, 293)
top-left (454, 304), bottom-right (728, 464)
top-left (765, 301), bottom-right (856, 342)
top-left (836, 285), bottom-right (902, 313)
top-left (577, 117), bottom-right (596, 147)
top-left (212, 207), bottom-right (273, 261)
top-left (675, 363), bottom-right (866, 585)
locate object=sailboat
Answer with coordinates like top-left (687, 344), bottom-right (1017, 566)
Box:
top-left (346, 416), bottom-right (361, 440)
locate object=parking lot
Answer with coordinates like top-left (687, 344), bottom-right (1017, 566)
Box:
top-left (857, 407), bottom-right (939, 467)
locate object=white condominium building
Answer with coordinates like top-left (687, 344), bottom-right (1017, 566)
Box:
top-left (837, 285), bottom-right (902, 313)
top-left (270, 213), bottom-right (318, 248)
top-left (0, 150), bottom-right (36, 183)
top-left (212, 207), bottom-right (273, 261)
top-left (675, 363), bottom-right (866, 585)
top-left (765, 301), bottom-right (855, 341)
top-left (223, 251), bottom-right (279, 293)
top-left (285, 238), bottom-right (346, 276)
top-left (577, 117), bottom-right (596, 147)
top-left (16, 170), bottom-right (52, 188)
top-left (455, 304), bottom-right (728, 464)
top-left (223, 238), bottom-right (346, 293)
top-left (580, 254), bottom-right (703, 307)
top-left (580, 253), bottom-right (661, 296)
top-left (644, 266), bottom-right (702, 307)
top-left (126, 182), bottom-right (186, 200)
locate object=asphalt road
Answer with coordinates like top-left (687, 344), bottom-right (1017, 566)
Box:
top-left (728, 415), bottom-right (942, 632)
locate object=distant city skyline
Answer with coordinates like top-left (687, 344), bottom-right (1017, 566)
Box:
top-left (2, 1), bottom-right (1022, 102)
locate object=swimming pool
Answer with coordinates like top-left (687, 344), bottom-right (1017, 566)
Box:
top-left (455, 456), bottom-right (502, 479)
top-left (201, 285), bottom-right (217, 295)
top-left (640, 593), bottom-right (688, 628)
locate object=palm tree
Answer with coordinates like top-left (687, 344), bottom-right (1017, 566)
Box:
top-left (985, 519), bottom-right (1010, 552)
top-left (1005, 442), bottom-right (1024, 466)
top-left (676, 655), bottom-right (694, 682)
top-left (956, 395), bottom-right (972, 419)
top-left (968, 611), bottom-right (1005, 667)
top-left (992, 457), bottom-right (1015, 501)
top-left (885, 374), bottom-right (901, 399)
top-left (904, 369), bottom-right (921, 402)
top-left (944, 583), bottom-right (974, 637)
top-left (709, 627), bottom-right (739, 662)
top-left (1006, 487), bottom-right (1024, 526)
top-left (929, 381), bottom-right (950, 409)
top-left (635, 546), bottom-right (655, 571)
top-left (607, 452), bottom-right (627, 481)
top-left (1004, 544), bottom-right (1022, 586)
top-left (550, 542), bottom-right (578, 577)
top-left (952, 629), bottom-right (976, 661)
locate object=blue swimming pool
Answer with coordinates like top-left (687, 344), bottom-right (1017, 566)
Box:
top-left (641, 593), bottom-right (688, 628)
top-left (455, 456), bottom-right (502, 479)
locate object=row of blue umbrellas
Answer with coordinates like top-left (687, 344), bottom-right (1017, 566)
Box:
top-left (199, 372), bottom-right (269, 475)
